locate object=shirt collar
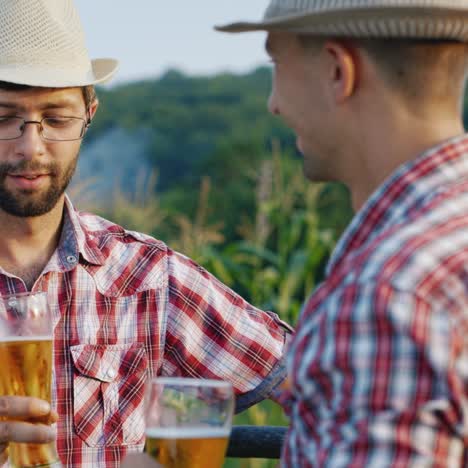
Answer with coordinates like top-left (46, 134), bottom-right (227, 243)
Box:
top-left (57, 195), bottom-right (106, 268)
top-left (326, 133), bottom-right (468, 275)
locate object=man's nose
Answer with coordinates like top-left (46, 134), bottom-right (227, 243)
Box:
top-left (14, 121), bottom-right (46, 158)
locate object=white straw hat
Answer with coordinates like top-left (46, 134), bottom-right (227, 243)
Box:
top-left (0, 0), bottom-right (118, 87)
top-left (216, 0), bottom-right (468, 42)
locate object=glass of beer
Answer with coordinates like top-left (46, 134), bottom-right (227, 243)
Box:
top-left (0, 292), bottom-right (60, 467)
top-left (145, 377), bottom-right (234, 468)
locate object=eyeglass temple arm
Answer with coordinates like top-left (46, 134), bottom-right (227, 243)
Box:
top-left (85, 109), bottom-right (92, 128)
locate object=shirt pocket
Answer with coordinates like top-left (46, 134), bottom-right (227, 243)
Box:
top-left (70, 343), bottom-right (148, 447)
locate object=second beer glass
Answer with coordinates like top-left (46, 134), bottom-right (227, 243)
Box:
top-left (145, 377), bottom-right (234, 468)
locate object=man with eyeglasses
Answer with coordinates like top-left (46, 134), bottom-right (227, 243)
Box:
top-left (0, 1), bottom-right (292, 467)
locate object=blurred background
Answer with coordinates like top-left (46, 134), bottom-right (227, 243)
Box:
top-left (72, 2), bottom-right (354, 467)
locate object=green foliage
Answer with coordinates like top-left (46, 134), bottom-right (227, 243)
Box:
top-left (89, 67), bottom-right (295, 191)
top-left (193, 147), bottom-right (344, 325)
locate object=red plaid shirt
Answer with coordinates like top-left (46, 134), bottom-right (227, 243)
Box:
top-left (283, 134), bottom-right (468, 467)
top-left (0, 197), bottom-right (291, 467)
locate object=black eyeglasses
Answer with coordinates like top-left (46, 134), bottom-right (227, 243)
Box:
top-left (0, 116), bottom-right (90, 141)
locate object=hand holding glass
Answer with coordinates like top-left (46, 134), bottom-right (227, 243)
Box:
top-left (0, 292), bottom-right (60, 467)
top-left (145, 377), bottom-right (234, 468)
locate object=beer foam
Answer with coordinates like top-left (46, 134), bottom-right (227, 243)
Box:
top-left (0, 335), bottom-right (52, 343)
top-left (145, 427), bottom-right (230, 439)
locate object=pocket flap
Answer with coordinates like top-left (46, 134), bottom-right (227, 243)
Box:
top-left (70, 343), bottom-right (147, 383)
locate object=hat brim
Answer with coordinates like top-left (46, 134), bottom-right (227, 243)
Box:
top-left (216, 6), bottom-right (468, 41)
top-left (0, 58), bottom-right (119, 88)
top-left (90, 58), bottom-right (120, 85)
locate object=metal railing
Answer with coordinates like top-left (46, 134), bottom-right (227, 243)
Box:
top-left (226, 425), bottom-right (287, 459)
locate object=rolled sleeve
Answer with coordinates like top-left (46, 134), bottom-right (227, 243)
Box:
top-left (162, 249), bottom-right (293, 409)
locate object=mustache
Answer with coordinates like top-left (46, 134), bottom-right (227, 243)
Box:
top-left (0, 161), bottom-right (57, 176)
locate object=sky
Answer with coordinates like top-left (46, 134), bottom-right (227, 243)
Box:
top-left (74, 1), bottom-right (269, 86)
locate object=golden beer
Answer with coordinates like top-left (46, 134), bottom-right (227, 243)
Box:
top-left (0, 336), bottom-right (59, 467)
top-left (145, 428), bottom-right (229, 468)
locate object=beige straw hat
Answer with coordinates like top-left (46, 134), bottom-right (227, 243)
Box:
top-left (216, 0), bottom-right (468, 41)
top-left (0, 0), bottom-right (118, 87)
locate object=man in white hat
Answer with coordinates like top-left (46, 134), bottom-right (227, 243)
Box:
top-left (217, 0), bottom-right (468, 466)
top-left (0, 0), bottom-right (293, 466)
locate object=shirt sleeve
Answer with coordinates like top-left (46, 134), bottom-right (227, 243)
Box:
top-left (161, 248), bottom-right (293, 412)
top-left (283, 280), bottom-right (467, 467)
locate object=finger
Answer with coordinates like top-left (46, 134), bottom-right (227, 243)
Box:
top-left (50, 409), bottom-right (59, 423)
top-left (0, 421), bottom-right (55, 444)
top-left (121, 453), bottom-right (162, 468)
top-left (28, 409), bottom-right (59, 425)
top-left (0, 396), bottom-right (50, 420)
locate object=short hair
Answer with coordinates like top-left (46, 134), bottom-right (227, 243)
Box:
top-left (356, 39), bottom-right (468, 105)
top-left (298, 36), bottom-right (468, 106)
top-left (0, 81), bottom-right (97, 111)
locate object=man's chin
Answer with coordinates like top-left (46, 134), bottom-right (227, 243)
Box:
top-left (302, 161), bottom-right (331, 183)
top-left (1, 205), bottom-right (55, 218)
top-left (0, 193), bottom-right (63, 217)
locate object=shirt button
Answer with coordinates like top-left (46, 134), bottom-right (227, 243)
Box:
top-left (66, 255), bottom-right (77, 264)
top-left (106, 368), bottom-right (117, 379)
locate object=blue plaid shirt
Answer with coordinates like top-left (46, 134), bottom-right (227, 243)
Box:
top-left (283, 134), bottom-right (468, 467)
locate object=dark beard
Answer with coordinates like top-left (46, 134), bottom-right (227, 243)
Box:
top-left (0, 158), bottom-right (77, 217)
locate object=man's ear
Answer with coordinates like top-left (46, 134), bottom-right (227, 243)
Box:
top-left (323, 40), bottom-right (358, 104)
top-left (88, 98), bottom-right (99, 121)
